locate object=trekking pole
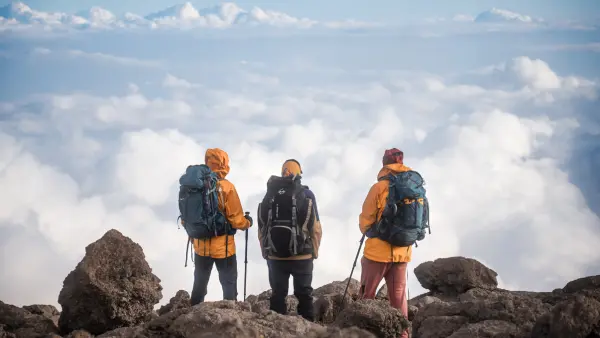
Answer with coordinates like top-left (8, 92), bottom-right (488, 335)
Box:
top-left (243, 211), bottom-right (250, 301)
top-left (340, 232), bottom-right (366, 312)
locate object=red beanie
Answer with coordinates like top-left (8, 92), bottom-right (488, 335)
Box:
top-left (382, 148), bottom-right (404, 165)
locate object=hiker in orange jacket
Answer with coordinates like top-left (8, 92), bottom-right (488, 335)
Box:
top-left (358, 148), bottom-right (412, 338)
top-left (257, 159), bottom-right (322, 321)
top-left (190, 148), bottom-right (252, 305)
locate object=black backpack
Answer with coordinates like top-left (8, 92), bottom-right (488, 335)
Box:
top-left (258, 175), bottom-right (314, 258)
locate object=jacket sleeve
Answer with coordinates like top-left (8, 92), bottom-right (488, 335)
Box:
top-left (359, 182), bottom-right (383, 234)
top-left (222, 181), bottom-right (251, 230)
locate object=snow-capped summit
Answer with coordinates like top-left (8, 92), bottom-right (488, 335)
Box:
top-left (474, 8), bottom-right (540, 24)
top-left (145, 2), bottom-right (201, 21)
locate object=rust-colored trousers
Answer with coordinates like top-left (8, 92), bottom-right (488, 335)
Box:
top-left (359, 256), bottom-right (409, 338)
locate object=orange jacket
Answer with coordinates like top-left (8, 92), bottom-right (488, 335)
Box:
top-left (191, 148), bottom-right (251, 259)
top-left (358, 163), bottom-right (413, 263)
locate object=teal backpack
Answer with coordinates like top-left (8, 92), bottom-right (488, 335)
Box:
top-left (371, 170), bottom-right (431, 247)
top-left (177, 164), bottom-right (234, 240)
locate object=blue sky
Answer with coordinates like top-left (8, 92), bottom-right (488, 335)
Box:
top-left (3, 0), bottom-right (600, 23)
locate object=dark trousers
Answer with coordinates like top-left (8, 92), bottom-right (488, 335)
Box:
top-left (267, 258), bottom-right (314, 321)
top-left (191, 254), bottom-right (237, 305)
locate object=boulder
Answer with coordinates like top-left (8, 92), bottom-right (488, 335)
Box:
top-left (22, 305), bottom-right (60, 327)
top-left (334, 299), bottom-right (410, 338)
top-left (157, 290), bottom-right (190, 316)
top-left (0, 301), bottom-right (59, 337)
top-left (448, 320), bottom-right (519, 338)
top-left (313, 278), bottom-right (360, 298)
top-left (169, 300), bottom-right (323, 338)
top-left (306, 326), bottom-right (377, 338)
top-left (531, 293), bottom-right (600, 338)
top-left (57, 229), bottom-right (163, 335)
top-left (313, 278), bottom-right (360, 325)
top-left (414, 257), bottom-right (498, 295)
top-left (563, 275), bottom-right (600, 294)
top-left (251, 295), bottom-right (299, 315)
top-left (411, 290), bottom-right (551, 338)
top-left (64, 330), bottom-right (94, 338)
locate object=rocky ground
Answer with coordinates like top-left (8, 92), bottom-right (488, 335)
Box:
top-left (1, 229), bottom-right (599, 338)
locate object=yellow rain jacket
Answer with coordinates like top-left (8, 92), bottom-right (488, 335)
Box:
top-left (191, 148), bottom-right (251, 259)
top-left (358, 163), bottom-right (413, 263)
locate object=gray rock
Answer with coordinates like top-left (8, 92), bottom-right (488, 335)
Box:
top-left (531, 293), bottom-right (600, 338)
top-left (313, 278), bottom-right (360, 298)
top-left (412, 291), bottom-right (550, 338)
top-left (416, 315), bottom-right (468, 338)
top-left (0, 301), bottom-right (59, 338)
top-left (157, 290), bottom-right (190, 316)
top-left (414, 257), bottom-right (498, 295)
top-left (57, 229), bottom-right (163, 335)
top-left (334, 299), bottom-right (410, 338)
top-left (449, 320), bottom-right (519, 338)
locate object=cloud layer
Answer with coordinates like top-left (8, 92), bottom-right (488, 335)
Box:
top-left (0, 4), bottom-right (599, 310)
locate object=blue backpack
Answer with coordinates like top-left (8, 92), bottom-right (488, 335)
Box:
top-left (177, 164), bottom-right (233, 240)
top-left (371, 170), bottom-right (431, 247)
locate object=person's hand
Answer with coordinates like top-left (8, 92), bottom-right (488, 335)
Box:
top-left (244, 212), bottom-right (253, 227)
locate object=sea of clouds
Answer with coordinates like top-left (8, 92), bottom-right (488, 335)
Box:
top-left (0, 1), bottom-right (599, 309)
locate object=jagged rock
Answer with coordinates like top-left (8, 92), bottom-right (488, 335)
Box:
top-left (411, 290), bottom-right (551, 338)
top-left (314, 293), bottom-right (350, 325)
top-left (0, 325), bottom-right (16, 338)
top-left (531, 293), bottom-right (600, 338)
top-left (414, 257), bottom-right (498, 295)
top-left (0, 301), bottom-right (59, 337)
top-left (157, 290), bottom-right (190, 316)
top-left (190, 318), bottom-right (261, 338)
top-left (408, 305), bottom-right (419, 321)
top-left (313, 278), bottom-right (360, 325)
top-left (416, 316), bottom-right (469, 338)
top-left (334, 299), bottom-right (410, 338)
top-left (251, 295), bottom-right (299, 315)
top-left (245, 294), bottom-right (259, 304)
top-left (563, 275), bottom-right (600, 294)
top-left (64, 330), bottom-right (93, 338)
top-left (22, 305), bottom-right (60, 327)
top-left (57, 229), bottom-right (163, 335)
top-left (306, 326), bottom-right (377, 338)
top-left (257, 290), bottom-right (273, 301)
top-left (313, 278), bottom-right (360, 298)
top-left (169, 300), bottom-right (322, 338)
top-left (449, 320), bottom-right (519, 338)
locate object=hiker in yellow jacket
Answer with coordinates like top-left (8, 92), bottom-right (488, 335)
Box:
top-left (359, 148), bottom-right (412, 338)
top-left (257, 159), bottom-right (322, 321)
top-left (190, 148), bottom-right (252, 305)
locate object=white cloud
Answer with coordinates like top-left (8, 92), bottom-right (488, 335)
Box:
top-left (0, 16), bottom-right (599, 312)
top-left (0, 1), bottom-right (376, 31)
top-left (474, 8), bottom-right (542, 24)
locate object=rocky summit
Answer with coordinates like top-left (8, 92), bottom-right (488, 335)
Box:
top-left (1, 229), bottom-right (599, 338)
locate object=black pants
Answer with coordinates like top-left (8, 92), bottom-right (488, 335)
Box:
top-left (191, 254), bottom-right (237, 305)
top-left (267, 258), bottom-right (314, 321)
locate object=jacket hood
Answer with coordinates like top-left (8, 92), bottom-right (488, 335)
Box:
top-left (377, 163), bottom-right (411, 179)
top-left (282, 159), bottom-right (302, 178)
top-left (205, 148), bottom-right (230, 179)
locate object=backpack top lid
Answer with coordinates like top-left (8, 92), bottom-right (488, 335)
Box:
top-left (266, 174), bottom-right (302, 191)
top-left (179, 164), bottom-right (216, 188)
